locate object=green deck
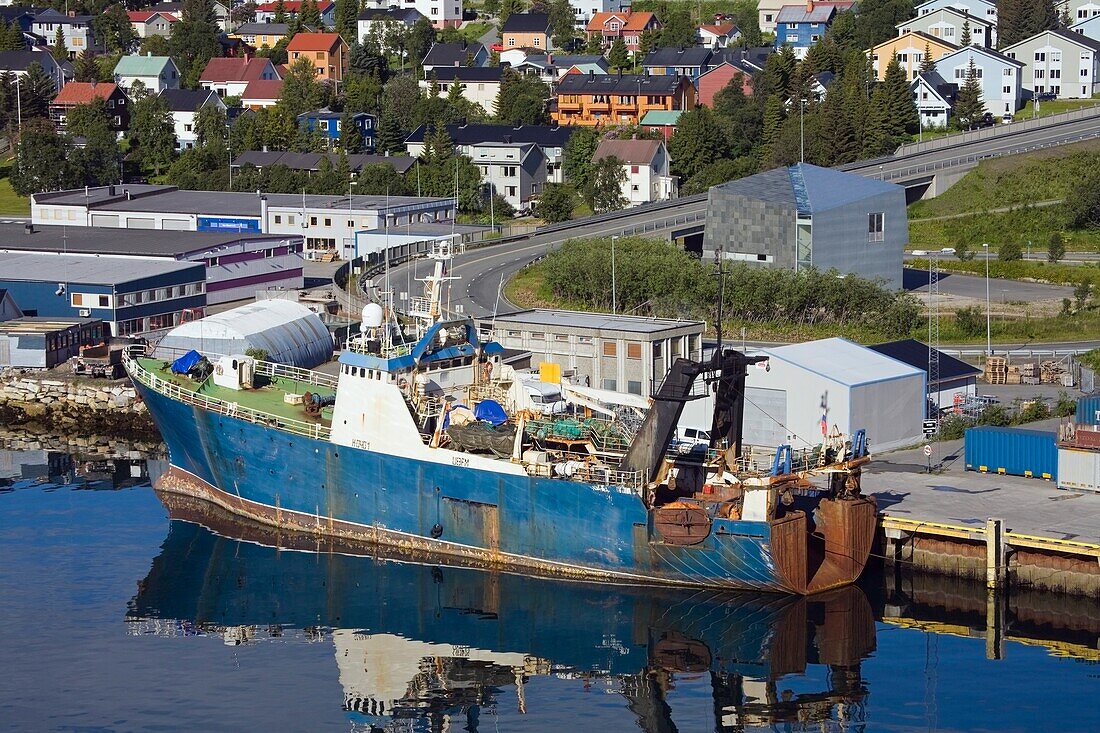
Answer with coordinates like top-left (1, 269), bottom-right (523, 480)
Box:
top-left (137, 357), bottom-right (335, 426)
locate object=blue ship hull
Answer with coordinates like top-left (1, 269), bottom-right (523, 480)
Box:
top-left (135, 378), bottom-right (874, 593)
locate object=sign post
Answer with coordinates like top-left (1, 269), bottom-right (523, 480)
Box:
top-left (922, 419), bottom-right (938, 438)
top-left (923, 443), bottom-right (933, 473)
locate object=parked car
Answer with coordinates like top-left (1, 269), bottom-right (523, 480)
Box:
top-left (969, 112), bottom-right (995, 130)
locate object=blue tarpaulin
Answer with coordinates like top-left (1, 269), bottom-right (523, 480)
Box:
top-left (474, 400), bottom-right (508, 426)
top-left (171, 350), bottom-right (203, 375)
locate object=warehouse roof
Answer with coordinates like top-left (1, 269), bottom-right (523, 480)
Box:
top-left (0, 223), bottom-right (280, 257)
top-left (869, 339), bottom-right (982, 382)
top-left (0, 252), bottom-right (204, 286)
top-left (0, 317), bottom-right (100, 335)
top-left (761, 337), bottom-right (923, 387)
top-left (713, 163), bottom-right (900, 214)
top-left (491, 309), bottom-right (703, 335)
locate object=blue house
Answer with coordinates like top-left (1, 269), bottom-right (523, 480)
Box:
top-left (297, 107), bottom-right (376, 152)
top-left (774, 2), bottom-right (837, 59)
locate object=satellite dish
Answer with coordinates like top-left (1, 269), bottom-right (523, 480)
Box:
top-left (360, 303), bottom-right (383, 330)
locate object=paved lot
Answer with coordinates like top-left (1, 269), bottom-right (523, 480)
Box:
top-left (902, 267), bottom-right (1073, 302)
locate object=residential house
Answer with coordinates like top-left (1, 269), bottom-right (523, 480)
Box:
top-left (50, 82), bottom-right (129, 133)
top-left (287, 33), bottom-right (349, 82)
top-left (404, 122), bottom-right (574, 182)
top-left (1071, 13), bottom-right (1100, 42)
top-left (915, 0), bottom-right (998, 26)
top-left (553, 73), bottom-right (696, 126)
top-left (230, 23), bottom-right (293, 50)
top-left (639, 109), bottom-right (682, 140)
top-left (569, 0), bottom-right (628, 27)
top-left (1002, 28), bottom-right (1100, 99)
top-left (360, 0), bottom-right (462, 29)
top-left (421, 41), bottom-right (488, 72)
top-left (934, 44), bottom-right (1023, 116)
top-left (217, 32), bottom-right (253, 58)
top-left (127, 11), bottom-right (178, 39)
top-left (697, 23), bottom-right (741, 49)
top-left (231, 150), bottom-right (417, 175)
top-left (31, 9), bottom-right (95, 59)
top-left (502, 13), bottom-right (552, 51)
top-left (775, 1), bottom-right (837, 59)
top-left (113, 55), bottom-right (181, 94)
top-left (585, 10), bottom-right (662, 54)
top-left (0, 51), bottom-right (67, 91)
top-left (911, 70), bottom-right (956, 128)
top-left (357, 8), bottom-right (425, 46)
top-left (593, 138), bottom-right (677, 206)
top-left (297, 108), bottom-right (377, 151)
top-left (200, 56), bottom-right (281, 98)
top-left (255, 0), bottom-right (336, 26)
top-left (510, 53), bottom-right (609, 86)
top-left (897, 7), bottom-right (994, 49)
top-left (161, 88), bottom-right (226, 150)
top-left (466, 141), bottom-right (547, 211)
top-left (868, 31), bottom-right (958, 80)
top-left (241, 79), bottom-right (283, 108)
top-left (696, 62), bottom-right (754, 105)
top-left (643, 47), bottom-right (713, 84)
top-left (0, 7), bottom-right (36, 37)
top-left (758, 0), bottom-right (854, 34)
top-left (1057, 0), bottom-right (1100, 24)
top-left (152, 1), bottom-right (235, 32)
top-left (421, 66), bottom-right (504, 115)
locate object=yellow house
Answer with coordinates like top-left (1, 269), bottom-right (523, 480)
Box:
top-left (867, 31), bottom-right (958, 81)
top-left (501, 13), bottom-right (553, 51)
top-left (230, 22), bottom-right (292, 50)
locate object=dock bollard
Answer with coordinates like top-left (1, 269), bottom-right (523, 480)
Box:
top-left (985, 517), bottom-right (1005, 589)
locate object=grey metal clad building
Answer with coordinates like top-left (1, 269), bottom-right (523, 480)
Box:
top-left (702, 163), bottom-right (907, 289)
top-left (484, 309), bottom-right (705, 395)
top-left (0, 317), bottom-right (108, 369)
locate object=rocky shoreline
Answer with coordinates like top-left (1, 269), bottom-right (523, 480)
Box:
top-left (0, 372), bottom-right (159, 439)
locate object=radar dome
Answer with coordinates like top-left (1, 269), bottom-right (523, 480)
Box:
top-left (361, 303), bottom-right (384, 329)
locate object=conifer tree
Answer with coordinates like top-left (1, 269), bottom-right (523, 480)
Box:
top-left (760, 94), bottom-right (784, 161)
top-left (953, 58), bottom-right (986, 128)
top-left (335, 0), bottom-right (358, 43)
top-left (608, 38), bottom-right (628, 70)
top-left (961, 20), bottom-right (972, 46)
top-left (274, 0), bottom-right (288, 24)
top-left (883, 53), bottom-right (918, 136)
top-left (299, 0), bottom-right (323, 29)
top-left (920, 42), bottom-right (937, 74)
top-left (51, 26), bottom-right (67, 61)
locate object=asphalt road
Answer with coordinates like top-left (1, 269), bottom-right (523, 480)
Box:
top-left (901, 267), bottom-right (1073, 301)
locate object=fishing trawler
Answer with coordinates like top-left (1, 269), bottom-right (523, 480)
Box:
top-left (123, 241), bottom-right (877, 594)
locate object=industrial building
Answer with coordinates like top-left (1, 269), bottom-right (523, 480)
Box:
top-left (30, 185), bottom-right (456, 261)
top-left (483, 309), bottom-right (705, 396)
top-left (0, 223), bottom-right (304, 305)
top-left (702, 163), bottom-right (908, 289)
top-left (870, 338), bottom-right (982, 413)
top-left (0, 318), bottom-right (109, 369)
top-left (0, 252), bottom-right (206, 337)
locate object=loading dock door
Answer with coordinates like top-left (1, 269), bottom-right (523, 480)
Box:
top-left (90, 214), bottom-right (119, 227)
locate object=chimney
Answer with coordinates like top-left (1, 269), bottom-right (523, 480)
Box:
top-left (24, 223), bottom-right (33, 235)
top-left (260, 196), bottom-right (269, 233)
top-left (244, 52), bottom-right (251, 62)
top-left (806, 0), bottom-right (814, 12)
top-left (146, 51), bottom-right (151, 57)
top-left (68, 10), bottom-right (76, 17)
top-left (108, 185), bottom-right (116, 196)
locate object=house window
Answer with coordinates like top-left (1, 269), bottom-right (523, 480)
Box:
top-left (534, 37), bottom-right (540, 47)
top-left (287, 215), bottom-right (295, 225)
top-left (868, 212), bottom-right (884, 242)
top-left (274, 215), bottom-right (282, 224)
top-left (98, 295), bottom-right (110, 308)
top-left (315, 52), bottom-right (324, 60)
top-left (310, 216), bottom-right (318, 225)
top-left (324, 218), bottom-right (331, 226)
top-left (602, 378), bottom-right (617, 390)
top-left (1035, 52), bottom-right (1045, 61)
top-left (786, 34), bottom-right (798, 42)
top-left (508, 37), bottom-right (516, 46)
top-left (1003, 68), bottom-right (1013, 76)
top-left (71, 293), bottom-right (83, 306)
top-left (320, 120), bottom-right (328, 130)
top-left (1003, 85), bottom-right (1011, 93)
top-left (631, 165), bottom-right (639, 174)
top-left (626, 342), bottom-right (642, 359)
top-left (627, 380), bottom-right (642, 395)
top-left (603, 341), bottom-right (617, 356)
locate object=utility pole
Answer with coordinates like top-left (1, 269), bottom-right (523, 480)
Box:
top-left (611, 235), bottom-right (619, 314)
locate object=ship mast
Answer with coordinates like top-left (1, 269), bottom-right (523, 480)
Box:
top-left (408, 238), bottom-right (460, 336)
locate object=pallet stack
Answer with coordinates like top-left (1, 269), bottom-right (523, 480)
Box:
top-left (1020, 362), bottom-right (1040, 386)
top-left (985, 356), bottom-right (1008, 385)
top-left (1040, 359), bottom-right (1072, 385)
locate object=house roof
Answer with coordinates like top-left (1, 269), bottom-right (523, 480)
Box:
top-left (895, 5), bottom-right (992, 30)
top-left (874, 30), bottom-right (959, 53)
top-left (422, 41), bottom-right (486, 67)
top-left (161, 88), bottom-right (221, 112)
top-left (255, 0), bottom-right (334, 11)
top-left (241, 79), bottom-right (284, 100)
top-left (937, 43), bottom-right (1025, 68)
top-left (200, 56), bottom-right (277, 82)
top-left (427, 66), bottom-right (503, 82)
top-left (593, 138), bottom-right (664, 165)
top-left (868, 339), bottom-right (982, 383)
top-left (33, 9), bottom-right (91, 24)
top-left (405, 122), bottom-right (574, 148)
top-left (296, 106), bottom-right (372, 120)
top-left (551, 54), bottom-right (607, 69)
top-left (52, 82), bottom-right (123, 106)
top-left (357, 7), bottom-right (424, 23)
top-left (586, 11), bottom-right (632, 32)
top-left (643, 46), bottom-right (713, 67)
top-left (710, 46), bottom-right (771, 72)
top-left (0, 50), bottom-right (57, 72)
top-left (1008, 27), bottom-right (1100, 54)
top-left (235, 22), bottom-right (291, 35)
top-left (624, 11), bottom-right (659, 31)
top-left (114, 55), bottom-right (176, 77)
top-left (760, 337), bottom-right (923, 388)
top-left (698, 23), bottom-right (739, 36)
top-left (775, 3), bottom-right (836, 24)
top-left (556, 73), bottom-right (686, 95)
top-left (127, 10), bottom-right (178, 23)
top-left (713, 163), bottom-right (900, 214)
top-left (286, 32), bottom-right (345, 52)
top-left (501, 12), bottom-right (551, 33)
top-left (640, 109), bottom-right (683, 126)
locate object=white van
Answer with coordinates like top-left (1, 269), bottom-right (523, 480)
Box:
top-left (673, 426), bottom-right (711, 452)
top-left (520, 379), bottom-right (568, 416)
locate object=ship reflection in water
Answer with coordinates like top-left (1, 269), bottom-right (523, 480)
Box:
top-left (127, 493), bottom-right (877, 732)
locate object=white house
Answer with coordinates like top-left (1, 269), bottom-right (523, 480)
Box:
top-left (31, 9), bottom-right (95, 59)
top-left (914, 0), bottom-right (998, 25)
top-left (593, 138), bottom-right (677, 207)
top-left (199, 56), bottom-right (281, 98)
top-left (421, 66), bottom-right (502, 116)
top-left (127, 10), bottom-right (178, 39)
top-left (0, 50), bottom-right (67, 92)
top-left (1056, 0), bottom-right (1100, 24)
top-left (897, 7), bottom-right (994, 48)
top-left (935, 44), bottom-right (1024, 116)
top-left (1070, 13), bottom-right (1100, 42)
top-left (360, 0), bottom-right (461, 29)
top-left (463, 141), bottom-right (547, 212)
top-left (357, 7), bottom-right (424, 46)
top-left (911, 71), bottom-right (955, 128)
top-left (161, 88), bottom-right (227, 151)
top-left (1002, 28), bottom-right (1100, 99)
top-left (697, 23), bottom-right (741, 49)
top-left (113, 55), bottom-right (181, 94)
top-left (569, 0), bottom-right (623, 27)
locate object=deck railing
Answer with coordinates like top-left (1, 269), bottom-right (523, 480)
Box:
top-left (124, 346), bottom-right (332, 442)
top-left (149, 344), bottom-right (339, 391)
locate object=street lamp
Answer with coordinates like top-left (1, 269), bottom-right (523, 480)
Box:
top-left (982, 243), bottom-right (991, 355)
top-left (611, 235), bottom-right (619, 314)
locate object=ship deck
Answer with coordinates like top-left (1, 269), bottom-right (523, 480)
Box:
top-left (134, 357), bottom-right (335, 428)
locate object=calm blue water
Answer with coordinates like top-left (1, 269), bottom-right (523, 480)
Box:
top-left (1, 445), bottom-right (1098, 732)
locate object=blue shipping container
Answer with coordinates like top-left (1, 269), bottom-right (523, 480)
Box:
top-left (964, 426), bottom-right (1058, 481)
top-left (1077, 395), bottom-right (1100, 426)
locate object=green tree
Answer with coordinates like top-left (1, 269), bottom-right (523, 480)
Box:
top-left (1048, 232), bottom-right (1065, 262)
top-left (960, 20), bottom-right (972, 46)
top-left (299, 0), bottom-right (323, 28)
top-left (1065, 168), bottom-right (1100, 229)
top-left (94, 4), bottom-right (137, 55)
top-left (494, 69), bottom-right (549, 124)
top-left (954, 305), bottom-right (985, 337)
top-left (584, 155), bottom-right (626, 214)
top-left (920, 42), bottom-right (936, 74)
top-left (50, 25), bottom-right (67, 61)
top-left (883, 52), bottom-right (919, 136)
top-left (547, 0), bottom-right (575, 48)
top-left (658, 6), bottom-right (696, 47)
top-left (74, 49), bottom-right (99, 83)
top-left (562, 125), bottom-right (598, 191)
top-left (356, 162), bottom-right (409, 195)
top-left (342, 112), bottom-right (364, 153)
top-left (499, 0), bottom-right (525, 27)
top-left (444, 77), bottom-right (483, 123)
top-left (11, 120), bottom-right (80, 195)
top-left (760, 93), bottom-right (785, 159)
top-left (998, 0), bottom-right (1058, 48)
top-left (668, 107), bottom-right (732, 181)
top-left (584, 32), bottom-right (603, 54)
top-left (998, 240), bottom-right (1023, 261)
top-left (19, 62), bottom-right (56, 121)
top-left (608, 37), bottom-right (629, 70)
top-left (0, 19), bottom-right (24, 52)
top-left (129, 87), bottom-right (178, 175)
top-left (170, 0), bottom-right (223, 88)
top-left (67, 98), bottom-right (123, 186)
top-left (278, 57), bottom-right (327, 117)
top-left (406, 17), bottom-right (435, 64)
top-left (140, 34), bottom-right (171, 57)
top-left (953, 58), bottom-right (986, 128)
top-left (535, 182), bottom-right (575, 222)
top-left (335, 0), bottom-right (358, 43)
top-left (1074, 278), bottom-right (1092, 310)
top-left (711, 74), bottom-right (762, 158)
top-left (274, 0), bottom-right (288, 23)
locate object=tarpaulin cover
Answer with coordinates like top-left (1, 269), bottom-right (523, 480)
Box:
top-left (170, 349), bottom-right (203, 374)
top-left (474, 399), bottom-right (508, 426)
